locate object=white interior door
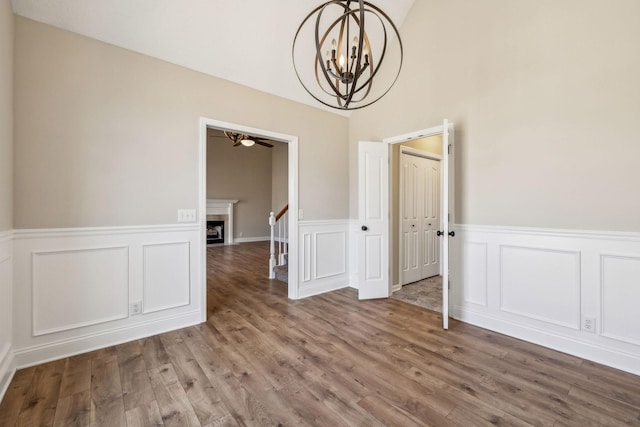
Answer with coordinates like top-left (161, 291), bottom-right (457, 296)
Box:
top-left (421, 157), bottom-right (441, 279)
top-left (358, 141), bottom-right (390, 299)
top-left (400, 154), bottom-right (421, 284)
top-left (400, 153), bottom-right (441, 284)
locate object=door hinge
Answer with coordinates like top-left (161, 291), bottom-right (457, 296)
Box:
top-left (448, 213), bottom-right (450, 222)
top-left (448, 144), bottom-right (451, 154)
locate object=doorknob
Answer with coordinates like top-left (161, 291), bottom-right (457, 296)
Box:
top-left (436, 230), bottom-right (443, 236)
top-left (449, 231), bottom-right (455, 237)
top-left (361, 225), bottom-right (368, 231)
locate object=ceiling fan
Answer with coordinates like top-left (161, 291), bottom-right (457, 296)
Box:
top-left (213, 131), bottom-right (274, 148)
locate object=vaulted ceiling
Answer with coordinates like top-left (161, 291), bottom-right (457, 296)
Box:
top-left (11, 0), bottom-right (415, 114)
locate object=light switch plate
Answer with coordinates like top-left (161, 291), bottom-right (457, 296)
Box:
top-left (178, 209), bottom-right (197, 222)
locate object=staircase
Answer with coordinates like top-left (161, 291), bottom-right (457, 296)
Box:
top-left (269, 204), bottom-right (288, 283)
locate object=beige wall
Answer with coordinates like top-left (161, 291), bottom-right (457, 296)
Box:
top-left (271, 141), bottom-right (288, 212)
top-left (350, 0), bottom-right (640, 232)
top-left (0, 0), bottom-right (13, 232)
top-left (206, 130), bottom-right (272, 238)
top-left (13, 17), bottom-right (349, 228)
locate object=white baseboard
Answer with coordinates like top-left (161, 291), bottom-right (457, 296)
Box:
top-left (234, 236), bottom-right (270, 243)
top-left (454, 305), bottom-right (640, 376)
top-left (452, 223), bottom-right (640, 376)
top-left (14, 310), bottom-right (202, 369)
top-left (0, 343), bottom-right (15, 402)
top-left (12, 224), bottom-right (204, 369)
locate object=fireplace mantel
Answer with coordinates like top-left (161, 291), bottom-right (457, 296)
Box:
top-left (206, 199), bottom-right (238, 244)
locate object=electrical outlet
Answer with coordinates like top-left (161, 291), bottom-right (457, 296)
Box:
top-left (582, 317), bottom-right (596, 333)
top-left (239, 231), bottom-right (243, 237)
top-left (177, 209), bottom-right (197, 222)
top-left (131, 301), bottom-right (142, 315)
top-left (299, 209), bottom-right (304, 220)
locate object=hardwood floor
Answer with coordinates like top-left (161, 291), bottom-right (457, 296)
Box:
top-left (2, 241), bottom-right (640, 426)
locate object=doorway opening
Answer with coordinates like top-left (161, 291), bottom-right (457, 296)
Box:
top-left (198, 118), bottom-right (300, 322)
top-left (378, 120), bottom-right (456, 329)
top-left (392, 139), bottom-right (444, 313)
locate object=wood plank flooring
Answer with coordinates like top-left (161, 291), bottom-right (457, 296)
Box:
top-left (2, 241), bottom-right (640, 426)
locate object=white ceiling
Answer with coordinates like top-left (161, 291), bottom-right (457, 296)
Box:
top-left (11, 0), bottom-right (415, 114)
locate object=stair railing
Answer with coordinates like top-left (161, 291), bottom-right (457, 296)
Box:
top-left (268, 204), bottom-right (289, 278)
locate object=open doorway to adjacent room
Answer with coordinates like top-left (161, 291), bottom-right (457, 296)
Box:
top-left (198, 118), bottom-right (299, 320)
top-left (390, 134), bottom-right (445, 313)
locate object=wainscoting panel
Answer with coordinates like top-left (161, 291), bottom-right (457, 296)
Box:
top-left (32, 246), bottom-right (129, 336)
top-left (601, 254), bottom-right (640, 346)
top-left (12, 225), bottom-right (203, 368)
top-left (452, 225), bottom-right (640, 376)
top-left (299, 220), bottom-right (351, 298)
top-left (461, 242), bottom-right (488, 307)
top-left (143, 242), bottom-right (191, 314)
top-left (315, 232), bottom-right (346, 279)
top-left (0, 231), bottom-right (15, 400)
top-left (500, 245), bottom-right (581, 329)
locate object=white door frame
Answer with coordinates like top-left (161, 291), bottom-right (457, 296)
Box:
top-left (384, 121), bottom-right (454, 328)
top-left (398, 147), bottom-right (443, 287)
top-left (198, 117), bottom-right (300, 321)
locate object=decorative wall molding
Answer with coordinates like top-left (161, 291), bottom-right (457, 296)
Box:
top-left (600, 254), bottom-right (640, 346)
top-left (142, 241), bottom-right (191, 314)
top-left (461, 241), bottom-right (488, 307)
top-left (13, 223), bottom-right (199, 239)
top-left (32, 245), bottom-right (130, 336)
top-left (499, 245), bottom-right (581, 330)
top-left (452, 224), bottom-right (640, 376)
top-left (299, 220), bottom-right (351, 297)
top-left (12, 224), bottom-right (203, 369)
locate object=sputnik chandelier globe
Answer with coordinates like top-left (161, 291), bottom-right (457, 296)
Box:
top-left (292, 0), bottom-right (403, 110)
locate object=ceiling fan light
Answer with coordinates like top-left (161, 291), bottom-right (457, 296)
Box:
top-left (241, 138), bottom-right (255, 147)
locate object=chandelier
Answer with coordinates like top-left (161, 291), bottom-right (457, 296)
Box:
top-left (293, 0), bottom-right (403, 110)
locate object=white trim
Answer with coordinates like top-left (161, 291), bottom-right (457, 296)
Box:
top-left (455, 223), bottom-right (640, 242)
top-left (234, 236), bottom-right (271, 243)
top-left (454, 305), bottom-right (640, 376)
top-left (14, 310), bottom-right (201, 369)
top-left (0, 343), bottom-right (15, 402)
top-left (298, 219), bottom-right (351, 227)
top-left (14, 223), bottom-right (199, 239)
top-left (384, 125), bottom-right (447, 145)
top-left (0, 229), bottom-right (12, 243)
top-left (198, 117), bottom-right (299, 302)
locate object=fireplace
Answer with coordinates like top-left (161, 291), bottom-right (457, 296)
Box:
top-left (206, 220), bottom-right (225, 244)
